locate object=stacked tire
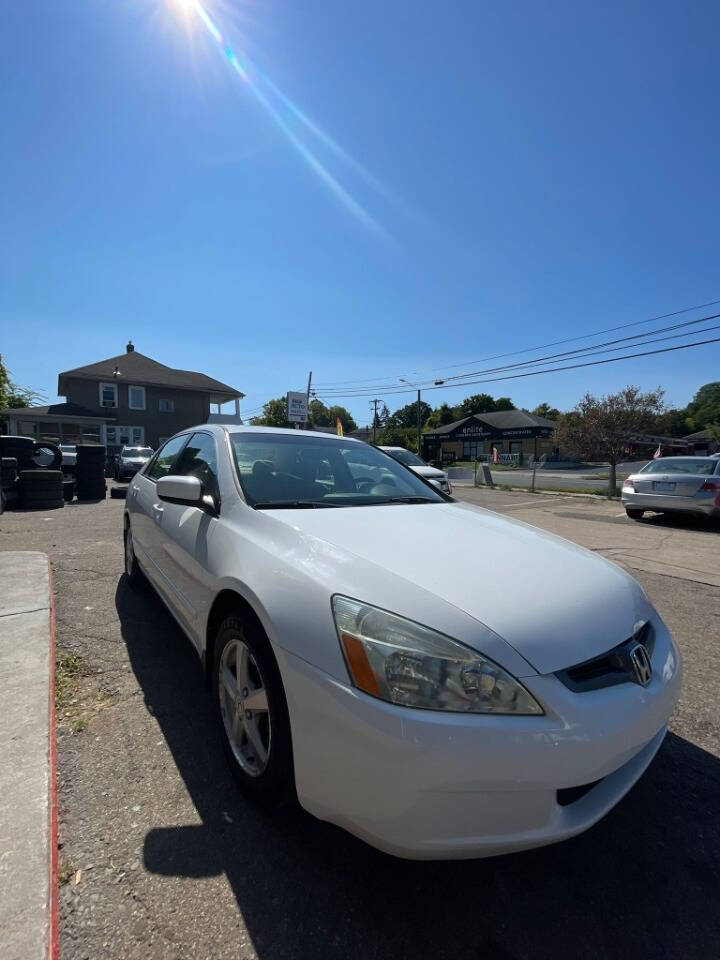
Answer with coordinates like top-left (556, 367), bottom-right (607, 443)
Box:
top-left (19, 470), bottom-right (64, 510)
top-left (76, 444), bottom-right (107, 501)
top-left (0, 435), bottom-right (36, 471)
top-left (1, 456), bottom-right (19, 512)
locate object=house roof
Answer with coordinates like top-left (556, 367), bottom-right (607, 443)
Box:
top-left (0, 401), bottom-right (114, 421)
top-left (58, 349), bottom-right (244, 400)
top-left (424, 409), bottom-right (557, 436)
top-left (683, 429), bottom-right (713, 441)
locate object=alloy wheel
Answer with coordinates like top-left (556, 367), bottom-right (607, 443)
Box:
top-left (219, 637), bottom-right (271, 777)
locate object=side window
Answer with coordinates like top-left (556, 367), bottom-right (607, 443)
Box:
top-left (146, 435), bottom-right (190, 481)
top-left (173, 432), bottom-right (219, 499)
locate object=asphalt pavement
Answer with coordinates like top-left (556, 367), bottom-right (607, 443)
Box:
top-left (0, 489), bottom-right (718, 960)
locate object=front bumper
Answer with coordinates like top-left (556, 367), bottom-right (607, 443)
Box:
top-left (277, 621), bottom-right (681, 859)
top-left (622, 488), bottom-right (720, 517)
top-left (118, 464), bottom-right (144, 479)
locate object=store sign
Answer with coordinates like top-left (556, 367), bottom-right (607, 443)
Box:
top-left (286, 391), bottom-right (308, 423)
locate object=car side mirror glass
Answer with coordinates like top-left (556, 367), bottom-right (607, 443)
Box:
top-left (156, 475), bottom-right (203, 504)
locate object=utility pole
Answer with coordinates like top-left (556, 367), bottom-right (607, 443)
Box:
top-left (416, 389), bottom-right (422, 455)
top-left (370, 399), bottom-right (380, 443)
top-left (304, 371), bottom-right (312, 430)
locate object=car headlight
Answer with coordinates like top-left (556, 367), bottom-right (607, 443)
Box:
top-left (332, 597), bottom-right (543, 715)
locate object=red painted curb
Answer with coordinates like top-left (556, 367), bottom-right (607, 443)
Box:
top-left (47, 559), bottom-right (59, 960)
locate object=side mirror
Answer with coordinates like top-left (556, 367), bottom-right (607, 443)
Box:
top-left (157, 475), bottom-right (203, 504)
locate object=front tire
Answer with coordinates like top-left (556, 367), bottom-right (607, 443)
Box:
top-left (213, 615), bottom-right (294, 808)
top-left (626, 508), bottom-right (644, 520)
top-left (124, 522), bottom-right (145, 587)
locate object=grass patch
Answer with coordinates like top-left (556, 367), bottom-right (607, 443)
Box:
top-left (55, 651), bottom-right (101, 733)
top-left (55, 652), bottom-right (85, 713)
top-left (57, 855), bottom-right (75, 885)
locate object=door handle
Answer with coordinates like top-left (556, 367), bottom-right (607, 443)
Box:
top-left (152, 503), bottom-right (164, 516)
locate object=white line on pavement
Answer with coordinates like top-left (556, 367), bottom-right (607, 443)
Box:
top-left (504, 498), bottom-right (569, 508)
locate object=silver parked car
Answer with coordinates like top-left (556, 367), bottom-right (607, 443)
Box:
top-left (115, 446), bottom-right (154, 482)
top-left (621, 456), bottom-right (720, 520)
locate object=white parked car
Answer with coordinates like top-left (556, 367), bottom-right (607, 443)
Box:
top-left (379, 445), bottom-right (453, 493)
top-left (59, 444), bottom-right (77, 467)
top-left (124, 426), bottom-right (681, 859)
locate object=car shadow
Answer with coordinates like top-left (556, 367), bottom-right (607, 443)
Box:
top-left (638, 511), bottom-right (720, 534)
top-left (115, 578), bottom-right (720, 960)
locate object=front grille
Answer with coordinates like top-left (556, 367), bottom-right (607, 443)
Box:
top-left (555, 622), bottom-right (654, 693)
top-left (557, 778), bottom-right (604, 806)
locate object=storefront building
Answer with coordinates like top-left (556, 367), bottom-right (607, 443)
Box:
top-left (422, 410), bottom-right (557, 464)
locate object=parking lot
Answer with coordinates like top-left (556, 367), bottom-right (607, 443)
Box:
top-left (1, 487), bottom-right (719, 960)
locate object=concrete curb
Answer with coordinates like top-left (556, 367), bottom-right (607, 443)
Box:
top-left (0, 551), bottom-right (57, 960)
top-left (48, 559), bottom-right (58, 960)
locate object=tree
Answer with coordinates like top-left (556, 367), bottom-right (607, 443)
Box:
top-left (554, 386), bottom-right (665, 495)
top-left (372, 403), bottom-right (390, 430)
top-left (685, 382), bottom-right (720, 431)
top-left (0, 354), bottom-right (44, 409)
top-left (387, 400), bottom-right (432, 430)
top-left (308, 399), bottom-right (332, 426)
top-left (653, 407), bottom-right (689, 437)
top-left (493, 397), bottom-right (515, 411)
top-left (327, 405), bottom-right (357, 433)
top-left (705, 423), bottom-right (720, 451)
top-left (532, 402), bottom-right (561, 420)
top-left (424, 402), bottom-right (458, 430)
top-left (377, 426), bottom-right (419, 452)
top-left (457, 393), bottom-right (496, 417)
top-left (250, 397), bottom-right (290, 427)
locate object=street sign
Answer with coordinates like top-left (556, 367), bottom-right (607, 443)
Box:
top-left (286, 391), bottom-right (308, 423)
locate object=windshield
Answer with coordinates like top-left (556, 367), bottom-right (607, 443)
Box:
top-left (230, 433), bottom-right (447, 508)
top-left (640, 458), bottom-right (718, 476)
top-left (388, 448), bottom-right (427, 467)
top-left (122, 447), bottom-right (153, 457)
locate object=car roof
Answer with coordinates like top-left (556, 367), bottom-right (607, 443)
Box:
top-left (650, 456), bottom-right (715, 463)
top-left (164, 424), bottom-right (366, 444)
top-left (226, 425), bottom-right (363, 443)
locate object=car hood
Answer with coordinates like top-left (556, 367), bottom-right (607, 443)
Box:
top-left (268, 501), bottom-right (652, 675)
top-left (409, 465), bottom-right (446, 479)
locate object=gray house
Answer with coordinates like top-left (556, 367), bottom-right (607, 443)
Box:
top-left (1, 342), bottom-right (243, 455)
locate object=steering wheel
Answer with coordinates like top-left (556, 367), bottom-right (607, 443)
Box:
top-left (368, 481), bottom-right (399, 496)
top-left (354, 477), bottom-right (376, 492)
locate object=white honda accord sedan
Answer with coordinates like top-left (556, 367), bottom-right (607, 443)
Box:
top-left (124, 425), bottom-right (681, 859)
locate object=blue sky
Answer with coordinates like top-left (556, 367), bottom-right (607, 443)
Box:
top-left (2, 0), bottom-right (719, 423)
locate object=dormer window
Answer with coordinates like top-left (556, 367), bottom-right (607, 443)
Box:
top-left (99, 382), bottom-right (118, 408)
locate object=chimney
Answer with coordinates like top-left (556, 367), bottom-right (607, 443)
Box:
top-left (126, 340), bottom-right (135, 353)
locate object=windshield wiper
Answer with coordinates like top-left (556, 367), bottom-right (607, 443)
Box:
top-left (253, 500), bottom-right (342, 509)
top-left (380, 496), bottom-right (439, 504)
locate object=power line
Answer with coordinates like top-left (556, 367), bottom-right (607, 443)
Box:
top-left (312, 334), bottom-right (720, 401)
top-left (436, 313), bottom-right (720, 385)
top-left (312, 297), bottom-right (720, 389)
top-left (316, 311), bottom-right (720, 398)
